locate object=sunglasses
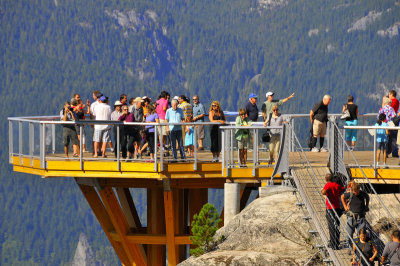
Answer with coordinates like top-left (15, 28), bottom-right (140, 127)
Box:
top-left (273, 109), bottom-right (278, 111)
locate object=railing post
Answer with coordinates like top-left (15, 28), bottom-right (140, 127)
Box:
top-left (255, 127), bottom-right (259, 165)
top-left (363, 116), bottom-right (366, 151)
top-left (29, 122), bottom-right (34, 166)
top-left (9, 120), bottom-right (13, 163)
top-left (160, 124), bottom-right (164, 171)
top-left (117, 125), bottom-right (121, 171)
top-left (221, 128), bottom-right (225, 175)
top-left (230, 129), bottom-right (234, 167)
top-left (52, 124), bottom-right (56, 154)
top-left (79, 124), bottom-right (83, 170)
top-left (40, 123), bottom-right (46, 169)
top-left (373, 128), bottom-right (377, 176)
top-left (252, 128), bottom-right (256, 177)
top-left (19, 121), bottom-right (22, 165)
top-left (291, 117), bottom-right (294, 152)
top-left (193, 123), bottom-right (197, 171)
top-left (154, 124), bottom-right (158, 171)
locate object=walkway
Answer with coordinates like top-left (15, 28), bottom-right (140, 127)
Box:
top-left (292, 166), bottom-right (351, 266)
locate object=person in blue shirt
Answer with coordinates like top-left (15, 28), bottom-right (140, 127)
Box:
top-left (166, 99), bottom-right (186, 161)
top-left (192, 95), bottom-right (206, 150)
top-left (376, 113), bottom-right (389, 168)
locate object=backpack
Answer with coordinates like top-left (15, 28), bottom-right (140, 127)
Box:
top-left (392, 116), bottom-right (400, 126)
top-left (307, 127), bottom-right (313, 150)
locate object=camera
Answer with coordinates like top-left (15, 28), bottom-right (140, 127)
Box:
top-left (68, 107), bottom-right (74, 111)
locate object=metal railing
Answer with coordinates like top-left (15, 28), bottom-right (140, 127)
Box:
top-left (288, 121), bottom-right (371, 266)
top-left (332, 121), bottom-right (400, 230)
top-left (220, 124), bottom-right (284, 176)
top-left (7, 112), bottom-right (383, 174)
top-left (8, 116), bottom-right (228, 172)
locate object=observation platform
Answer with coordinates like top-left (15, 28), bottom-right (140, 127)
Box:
top-left (8, 114), bottom-right (400, 265)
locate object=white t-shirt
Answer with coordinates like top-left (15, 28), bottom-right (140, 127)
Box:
top-left (93, 103), bottom-right (111, 130)
top-left (90, 101), bottom-right (100, 117)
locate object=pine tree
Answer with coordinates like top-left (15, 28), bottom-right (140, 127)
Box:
top-left (189, 203), bottom-right (221, 257)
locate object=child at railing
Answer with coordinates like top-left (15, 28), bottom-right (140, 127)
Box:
top-left (376, 113), bottom-right (389, 168)
top-left (184, 116), bottom-right (194, 156)
top-left (235, 108), bottom-right (251, 167)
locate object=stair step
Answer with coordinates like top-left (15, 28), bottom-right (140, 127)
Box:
top-left (302, 216), bottom-right (311, 221)
top-left (296, 202), bottom-right (305, 206)
top-left (309, 230), bottom-right (318, 235)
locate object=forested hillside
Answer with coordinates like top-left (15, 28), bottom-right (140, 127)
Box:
top-left (1, 0), bottom-right (399, 264)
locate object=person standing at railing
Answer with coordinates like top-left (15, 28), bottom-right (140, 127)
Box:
top-left (88, 90), bottom-right (102, 155)
top-left (245, 93), bottom-right (259, 122)
top-left (156, 91), bottom-right (170, 154)
top-left (111, 100), bottom-right (123, 158)
top-left (389, 90), bottom-right (400, 158)
top-left (261, 91), bottom-right (295, 121)
top-left (264, 105), bottom-right (284, 164)
top-left (379, 96), bottom-right (397, 159)
top-left (309, 95), bottom-right (331, 152)
top-left (60, 101), bottom-right (80, 158)
top-left (321, 173), bottom-right (344, 250)
top-left (381, 229), bottom-right (400, 266)
top-left (343, 95), bottom-right (359, 151)
top-left (179, 95), bottom-right (193, 147)
top-left (184, 116), bottom-right (195, 157)
top-left (143, 104), bottom-right (159, 162)
top-left (192, 95), bottom-right (206, 151)
top-left (166, 99), bottom-right (186, 161)
top-left (92, 96), bottom-right (112, 158)
top-left (235, 109), bottom-right (252, 167)
top-left (341, 182), bottom-right (370, 253)
top-left (376, 113), bottom-right (389, 168)
top-left (209, 101), bottom-right (226, 162)
top-left (118, 105), bottom-right (138, 160)
top-left (132, 97), bottom-right (145, 159)
top-left (71, 98), bottom-right (89, 153)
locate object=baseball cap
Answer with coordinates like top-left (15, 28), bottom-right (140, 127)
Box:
top-left (99, 96), bottom-right (106, 102)
top-left (173, 96), bottom-right (179, 100)
top-left (134, 97), bottom-right (144, 102)
top-left (249, 93), bottom-right (258, 99)
top-left (266, 91), bottom-right (274, 97)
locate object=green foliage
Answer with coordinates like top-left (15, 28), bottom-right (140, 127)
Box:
top-left (189, 203), bottom-right (221, 257)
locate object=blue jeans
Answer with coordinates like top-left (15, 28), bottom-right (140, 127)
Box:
top-left (346, 214), bottom-right (366, 249)
top-left (170, 130), bottom-right (185, 159)
top-left (345, 119), bottom-right (358, 142)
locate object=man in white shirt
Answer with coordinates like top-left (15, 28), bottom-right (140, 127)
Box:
top-left (92, 96), bottom-right (112, 158)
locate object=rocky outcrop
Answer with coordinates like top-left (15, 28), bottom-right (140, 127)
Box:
top-left (179, 186), bottom-right (323, 266)
top-left (347, 11), bottom-right (382, 32)
top-left (72, 233), bottom-right (97, 266)
top-left (377, 22), bottom-right (400, 38)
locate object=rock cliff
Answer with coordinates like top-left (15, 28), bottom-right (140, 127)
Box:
top-left (179, 186), bottom-right (323, 266)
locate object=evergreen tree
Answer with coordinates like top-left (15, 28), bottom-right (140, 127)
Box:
top-left (189, 203), bottom-right (221, 257)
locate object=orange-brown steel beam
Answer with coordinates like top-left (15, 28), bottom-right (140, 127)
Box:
top-left (116, 188), bottom-right (142, 229)
top-left (98, 187), bottom-right (147, 266)
top-left (77, 184), bottom-right (131, 265)
top-left (164, 190), bottom-right (178, 265)
top-left (147, 188), bottom-right (166, 266)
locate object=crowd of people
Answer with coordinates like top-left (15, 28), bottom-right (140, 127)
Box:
top-left (60, 90), bottom-right (296, 163)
